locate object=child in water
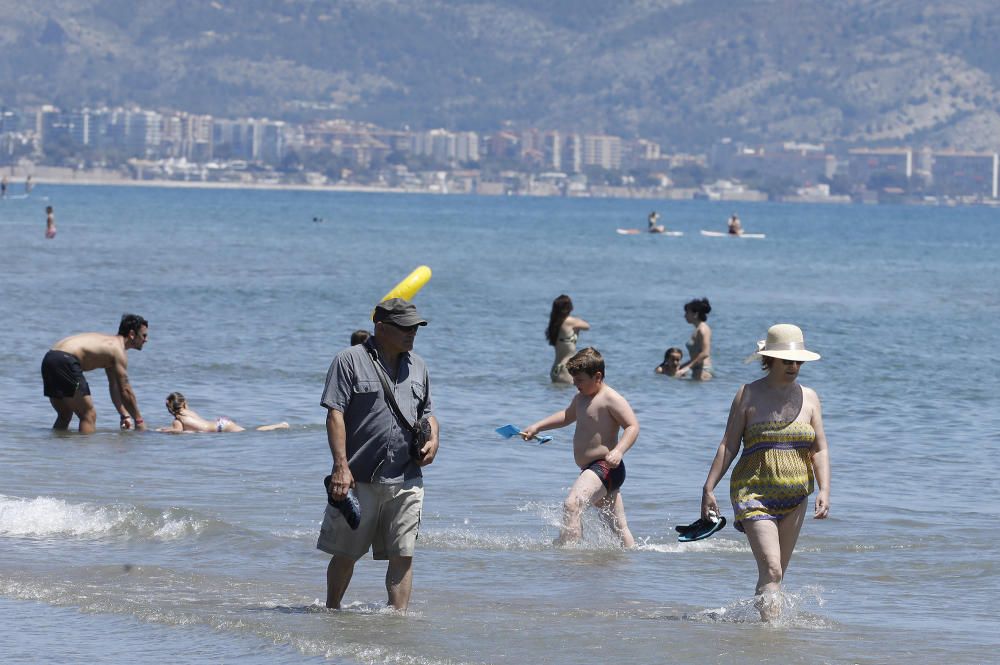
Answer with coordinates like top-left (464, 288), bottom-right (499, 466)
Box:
top-left (522, 347), bottom-right (639, 548)
top-left (158, 392), bottom-right (289, 432)
top-left (655, 347), bottom-right (684, 376)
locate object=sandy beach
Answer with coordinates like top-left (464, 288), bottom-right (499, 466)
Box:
top-left (4, 165), bottom-right (426, 195)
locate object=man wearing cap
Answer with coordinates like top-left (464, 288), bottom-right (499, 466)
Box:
top-left (317, 297), bottom-right (439, 611)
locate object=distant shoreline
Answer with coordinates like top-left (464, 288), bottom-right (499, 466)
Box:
top-left (7, 171), bottom-right (997, 207)
top-left (28, 174), bottom-right (427, 196)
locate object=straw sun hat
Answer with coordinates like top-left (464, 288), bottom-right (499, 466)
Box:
top-left (755, 324), bottom-right (821, 362)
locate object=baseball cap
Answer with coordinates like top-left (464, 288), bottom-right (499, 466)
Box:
top-left (373, 298), bottom-right (428, 327)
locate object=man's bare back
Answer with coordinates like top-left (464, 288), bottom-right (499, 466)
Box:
top-left (52, 332), bottom-right (128, 372)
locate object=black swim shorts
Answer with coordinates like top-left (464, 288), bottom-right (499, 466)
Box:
top-left (41, 350), bottom-right (90, 398)
top-left (582, 459), bottom-right (626, 493)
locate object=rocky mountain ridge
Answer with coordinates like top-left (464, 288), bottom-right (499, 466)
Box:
top-left (2, 0), bottom-right (999, 150)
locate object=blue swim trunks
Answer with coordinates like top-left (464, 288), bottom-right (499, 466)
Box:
top-left (582, 459), bottom-right (626, 493)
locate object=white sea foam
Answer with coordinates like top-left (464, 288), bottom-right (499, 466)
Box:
top-left (270, 528), bottom-right (317, 540)
top-left (0, 494), bottom-right (207, 541)
top-left (425, 498), bottom-right (647, 550)
top-left (637, 536), bottom-right (750, 553)
top-left (421, 528), bottom-right (551, 551)
top-left (685, 585), bottom-right (834, 629)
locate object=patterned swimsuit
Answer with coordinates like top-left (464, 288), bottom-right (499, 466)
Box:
top-left (730, 420), bottom-right (815, 532)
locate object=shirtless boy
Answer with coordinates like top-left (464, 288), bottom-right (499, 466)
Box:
top-left (41, 314), bottom-right (149, 433)
top-left (522, 347), bottom-right (639, 548)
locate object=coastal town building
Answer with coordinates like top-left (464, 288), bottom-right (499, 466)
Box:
top-left (712, 142), bottom-right (835, 184)
top-left (411, 129), bottom-right (480, 165)
top-left (487, 131), bottom-right (519, 161)
top-left (543, 132), bottom-right (562, 171)
top-left (847, 147), bottom-right (913, 186)
top-left (582, 134), bottom-right (622, 170)
top-left (1, 101), bottom-right (997, 204)
top-left (928, 150), bottom-right (999, 199)
top-left (562, 134), bottom-right (583, 174)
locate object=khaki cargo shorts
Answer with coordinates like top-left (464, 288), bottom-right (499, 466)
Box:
top-left (317, 479), bottom-right (423, 561)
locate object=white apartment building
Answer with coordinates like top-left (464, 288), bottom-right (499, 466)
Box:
top-left (583, 134), bottom-right (622, 170)
top-left (412, 129), bottom-right (479, 164)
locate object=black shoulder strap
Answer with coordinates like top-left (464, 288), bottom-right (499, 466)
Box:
top-left (366, 348), bottom-right (418, 434)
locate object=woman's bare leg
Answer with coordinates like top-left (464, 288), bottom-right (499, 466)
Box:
top-left (256, 422), bottom-right (290, 431)
top-left (742, 501), bottom-right (807, 620)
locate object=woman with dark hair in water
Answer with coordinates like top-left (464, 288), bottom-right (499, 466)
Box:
top-left (546, 295), bottom-right (590, 384)
top-left (676, 298), bottom-right (713, 381)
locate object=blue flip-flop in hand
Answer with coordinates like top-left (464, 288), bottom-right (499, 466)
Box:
top-left (495, 424), bottom-right (552, 444)
top-left (324, 475), bottom-right (361, 530)
top-left (675, 511), bottom-right (727, 542)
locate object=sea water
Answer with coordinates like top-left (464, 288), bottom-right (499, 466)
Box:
top-left (1, 186), bottom-right (998, 664)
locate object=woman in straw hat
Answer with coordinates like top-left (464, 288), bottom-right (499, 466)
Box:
top-left (699, 324), bottom-right (830, 620)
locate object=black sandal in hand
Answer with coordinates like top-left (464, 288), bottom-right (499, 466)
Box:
top-left (675, 512), bottom-right (727, 542)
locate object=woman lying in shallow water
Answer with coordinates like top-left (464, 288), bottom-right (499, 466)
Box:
top-left (158, 392), bottom-right (289, 433)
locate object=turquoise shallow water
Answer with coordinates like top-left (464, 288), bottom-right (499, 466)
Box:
top-left (1, 186), bottom-right (998, 664)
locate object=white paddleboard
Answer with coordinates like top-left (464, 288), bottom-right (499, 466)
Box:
top-left (700, 230), bottom-right (765, 239)
top-left (617, 228), bottom-right (684, 236)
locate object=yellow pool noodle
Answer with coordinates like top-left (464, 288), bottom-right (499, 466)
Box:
top-left (372, 265), bottom-right (432, 320)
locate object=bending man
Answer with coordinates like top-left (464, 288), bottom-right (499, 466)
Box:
top-left (41, 314), bottom-right (149, 433)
